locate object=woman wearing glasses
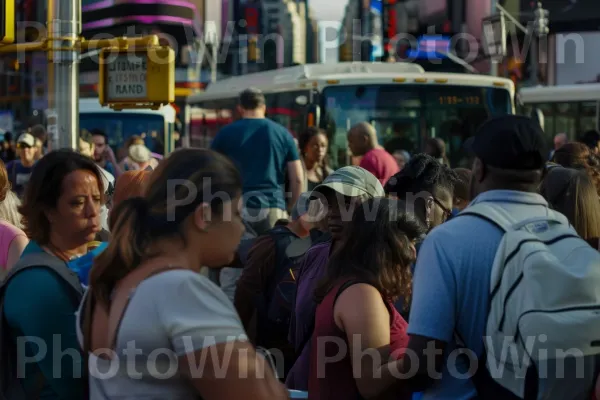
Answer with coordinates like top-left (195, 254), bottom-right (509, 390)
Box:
top-left (384, 153), bottom-right (458, 231)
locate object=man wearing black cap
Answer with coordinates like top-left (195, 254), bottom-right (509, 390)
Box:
top-left (396, 115), bottom-right (550, 398)
top-left (211, 88), bottom-right (304, 235)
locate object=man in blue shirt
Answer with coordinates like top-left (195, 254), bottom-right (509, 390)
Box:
top-left (399, 115), bottom-right (549, 399)
top-left (211, 88), bottom-right (304, 235)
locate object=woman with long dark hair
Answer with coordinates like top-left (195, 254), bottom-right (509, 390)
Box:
top-left (298, 127), bottom-right (332, 191)
top-left (309, 198), bottom-right (425, 399)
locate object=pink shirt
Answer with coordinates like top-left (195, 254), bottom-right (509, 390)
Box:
top-left (359, 148), bottom-right (400, 185)
top-left (0, 221), bottom-right (26, 271)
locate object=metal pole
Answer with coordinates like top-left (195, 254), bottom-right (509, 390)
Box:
top-left (51, 0), bottom-right (81, 150)
top-left (531, 35), bottom-right (538, 85)
top-left (490, 0), bottom-right (498, 76)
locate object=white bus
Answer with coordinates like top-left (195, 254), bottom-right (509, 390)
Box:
top-left (518, 84), bottom-right (600, 143)
top-left (79, 98), bottom-right (177, 157)
top-left (187, 62), bottom-right (515, 168)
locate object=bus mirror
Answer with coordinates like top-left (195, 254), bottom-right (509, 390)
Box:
top-left (295, 95), bottom-right (308, 106)
top-left (306, 105), bottom-right (321, 128)
top-left (531, 108), bottom-right (545, 131)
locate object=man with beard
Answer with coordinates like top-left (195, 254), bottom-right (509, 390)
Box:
top-left (90, 129), bottom-right (119, 177)
top-left (286, 166), bottom-right (384, 390)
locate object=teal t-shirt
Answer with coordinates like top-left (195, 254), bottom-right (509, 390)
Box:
top-left (211, 118), bottom-right (299, 210)
top-left (3, 241), bottom-right (86, 399)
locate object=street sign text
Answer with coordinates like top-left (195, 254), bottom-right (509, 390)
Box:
top-left (99, 47), bottom-right (175, 109)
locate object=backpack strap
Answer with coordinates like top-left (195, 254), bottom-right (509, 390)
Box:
top-left (459, 202), bottom-right (567, 233)
top-left (5, 252), bottom-right (82, 296)
top-left (0, 252), bottom-right (82, 400)
top-left (85, 260), bottom-right (188, 358)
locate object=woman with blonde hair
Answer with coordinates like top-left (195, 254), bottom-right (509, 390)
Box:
top-left (540, 165), bottom-right (600, 246)
top-left (0, 160), bottom-right (27, 272)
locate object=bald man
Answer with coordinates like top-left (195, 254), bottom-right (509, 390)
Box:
top-left (347, 122), bottom-right (399, 185)
top-left (550, 132), bottom-right (568, 159)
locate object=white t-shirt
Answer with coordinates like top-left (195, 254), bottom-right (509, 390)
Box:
top-left (76, 270), bottom-right (248, 399)
top-left (97, 165), bottom-right (115, 232)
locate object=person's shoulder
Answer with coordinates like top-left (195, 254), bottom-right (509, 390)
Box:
top-left (140, 269), bottom-right (225, 300)
top-left (0, 220), bottom-right (25, 238)
top-left (4, 266), bottom-right (71, 307)
top-left (421, 213), bottom-right (504, 261)
top-left (301, 241), bottom-right (331, 266)
top-left (97, 165), bottom-right (114, 183)
top-left (307, 240), bottom-right (331, 254)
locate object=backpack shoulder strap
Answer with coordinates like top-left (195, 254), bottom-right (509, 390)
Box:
top-left (458, 202), bottom-right (567, 233)
top-left (4, 252), bottom-right (82, 296)
top-left (87, 260), bottom-right (189, 358)
top-left (458, 203), bottom-right (513, 232)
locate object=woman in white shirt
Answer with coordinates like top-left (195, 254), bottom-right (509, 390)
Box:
top-left (78, 148), bottom-right (287, 399)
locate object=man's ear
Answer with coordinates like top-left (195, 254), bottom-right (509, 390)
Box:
top-left (473, 158), bottom-right (486, 183)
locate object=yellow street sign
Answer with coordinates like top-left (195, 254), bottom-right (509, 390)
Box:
top-left (98, 46), bottom-right (175, 109)
top-left (0, 0), bottom-right (15, 44)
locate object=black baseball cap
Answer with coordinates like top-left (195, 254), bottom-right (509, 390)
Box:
top-left (464, 115), bottom-right (546, 170)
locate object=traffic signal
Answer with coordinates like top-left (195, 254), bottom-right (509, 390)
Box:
top-left (533, 3), bottom-right (549, 36)
top-left (248, 36), bottom-right (260, 62)
top-left (0, 0), bottom-right (14, 44)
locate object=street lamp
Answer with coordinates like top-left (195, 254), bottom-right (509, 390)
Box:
top-left (481, 13), bottom-right (506, 61)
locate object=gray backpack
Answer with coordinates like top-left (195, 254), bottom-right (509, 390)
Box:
top-left (0, 253), bottom-right (84, 399)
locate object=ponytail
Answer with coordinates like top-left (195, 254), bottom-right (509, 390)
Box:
top-left (89, 197), bottom-right (151, 307)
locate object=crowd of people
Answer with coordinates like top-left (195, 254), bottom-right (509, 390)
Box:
top-left (0, 88), bottom-right (599, 400)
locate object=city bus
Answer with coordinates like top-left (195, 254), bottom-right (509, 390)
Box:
top-left (518, 84), bottom-right (600, 148)
top-left (187, 63), bottom-right (515, 168)
top-left (79, 98), bottom-right (177, 157)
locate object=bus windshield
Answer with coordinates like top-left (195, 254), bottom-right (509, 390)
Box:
top-left (322, 84), bottom-right (512, 168)
top-left (80, 112), bottom-right (166, 156)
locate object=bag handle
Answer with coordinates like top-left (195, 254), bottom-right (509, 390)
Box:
top-left (87, 259), bottom-right (188, 358)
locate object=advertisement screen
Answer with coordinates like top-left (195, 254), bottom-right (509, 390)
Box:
top-left (370, 0), bottom-right (383, 60)
top-left (382, 0), bottom-right (397, 49)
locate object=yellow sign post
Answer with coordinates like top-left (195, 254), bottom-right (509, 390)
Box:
top-left (0, 0), bottom-right (14, 44)
top-left (98, 46), bottom-right (175, 110)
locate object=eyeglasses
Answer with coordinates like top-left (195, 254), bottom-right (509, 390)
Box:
top-left (432, 197), bottom-right (453, 222)
top-left (16, 143), bottom-right (31, 149)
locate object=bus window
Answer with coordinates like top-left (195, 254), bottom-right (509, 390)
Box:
top-left (264, 90), bottom-right (310, 138)
top-left (423, 86), bottom-right (511, 167)
top-left (321, 85), bottom-right (421, 169)
top-left (190, 98), bottom-right (236, 147)
top-left (80, 113), bottom-right (166, 156)
top-left (555, 102), bottom-right (577, 141)
top-left (580, 101), bottom-right (597, 136)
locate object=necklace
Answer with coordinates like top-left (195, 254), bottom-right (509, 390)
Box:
top-left (45, 243), bottom-right (88, 262)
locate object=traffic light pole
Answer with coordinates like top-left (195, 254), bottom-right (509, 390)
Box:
top-left (490, 0), bottom-right (498, 77)
top-left (49, 0), bottom-right (81, 150)
top-left (0, 1), bottom-right (169, 151)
